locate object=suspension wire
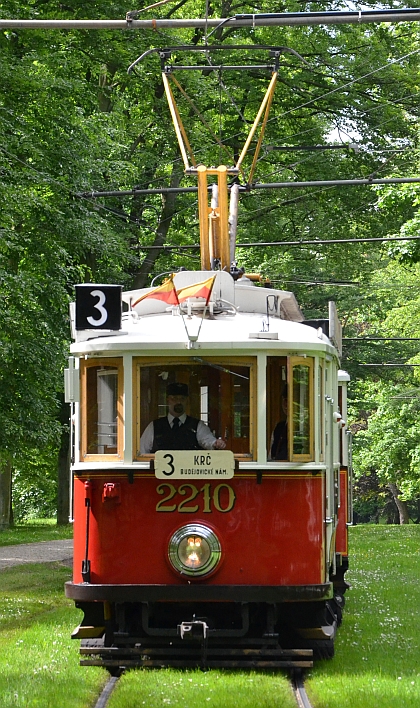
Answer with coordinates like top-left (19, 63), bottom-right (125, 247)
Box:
top-left (121, 41), bottom-right (420, 194)
top-left (131, 234), bottom-right (420, 251)
top-left (76, 175), bottom-right (420, 198)
top-left (77, 42), bottom-right (420, 195)
top-left (124, 31), bottom-right (420, 166)
top-left (188, 43), bottom-right (420, 167)
top-left (137, 41), bottom-right (420, 170)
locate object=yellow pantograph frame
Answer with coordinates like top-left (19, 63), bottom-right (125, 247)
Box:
top-left (161, 70), bottom-right (278, 271)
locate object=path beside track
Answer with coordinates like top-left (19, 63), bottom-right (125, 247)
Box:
top-left (0, 539), bottom-right (73, 569)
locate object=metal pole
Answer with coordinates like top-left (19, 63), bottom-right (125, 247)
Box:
top-left (197, 166), bottom-right (210, 269)
top-left (229, 183), bottom-right (240, 264)
top-left (236, 72), bottom-right (278, 172)
top-left (161, 72), bottom-right (193, 171)
top-left (2, 9), bottom-right (420, 30)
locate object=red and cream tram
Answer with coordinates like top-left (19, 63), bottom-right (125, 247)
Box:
top-left (64, 51), bottom-right (351, 669)
top-left (64, 273), bottom-right (351, 668)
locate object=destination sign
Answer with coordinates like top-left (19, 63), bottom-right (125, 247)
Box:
top-left (154, 450), bottom-right (235, 479)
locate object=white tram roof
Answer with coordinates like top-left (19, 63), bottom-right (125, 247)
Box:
top-left (70, 271), bottom-right (339, 357)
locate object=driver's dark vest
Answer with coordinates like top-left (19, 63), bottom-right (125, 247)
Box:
top-left (151, 416), bottom-right (201, 452)
top-left (271, 421), bottom-right (288, 460)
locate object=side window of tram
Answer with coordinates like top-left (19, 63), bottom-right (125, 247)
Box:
top-left (266, 357), bottom-right (288, 460)
top-left (267, 357), bottom-right (314, 461)
top-left (136, 360), bottom-right (253, 457)
top-left (82, 362), bottom-right (122, 457)
top-left (291, 360), bottom-right (314, 460)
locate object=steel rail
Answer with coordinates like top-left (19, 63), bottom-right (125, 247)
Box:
top-left (2, 9), bottom-right (420, 29)
top-left (292, 671), bottom-right (313, 708)
top-left (93, 674), bottom-right (121, 708)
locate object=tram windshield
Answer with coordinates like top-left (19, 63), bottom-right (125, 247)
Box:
top-left (134, 357), bottom-right (256, 459)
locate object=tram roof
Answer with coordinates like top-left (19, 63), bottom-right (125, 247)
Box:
top-left (70, 271), bottom-right (340, 358)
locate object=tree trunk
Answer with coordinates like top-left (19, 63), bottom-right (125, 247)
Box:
top-left (388, 483), bottom-right (410, 524)
top-left (0, 457), bottom-right (12, 529)
top-left (132, 167), bottom-right (182, 290)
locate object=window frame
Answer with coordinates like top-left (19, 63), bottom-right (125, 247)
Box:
top-left (318, 359), bottom-right (325, 463)
top-left (288, 356), bottom-right (315, 463)
top-left (133, 355), bottom-right (257, 461)
top-left (80, 357), bottom-right (124, 462)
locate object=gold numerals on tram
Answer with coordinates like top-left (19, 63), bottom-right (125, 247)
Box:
top-left (156, 483), bottom-right (236, 513)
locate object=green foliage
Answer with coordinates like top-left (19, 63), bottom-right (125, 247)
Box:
top-left (352, 469), bottom-right (420, 524)
top-left (11, 445), bottom-right (59, 521)
top-left (351, 380), bottom-right (420, 499)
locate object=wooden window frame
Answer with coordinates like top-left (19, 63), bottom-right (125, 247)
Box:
top-left (318, 359), bottom-right (325, 463)
top-left (288, 356), bottom-right (314, 463)
top-left (80, 357), bottom-right (124, 462)
top-left (133, 356), bottom-right (257, 461)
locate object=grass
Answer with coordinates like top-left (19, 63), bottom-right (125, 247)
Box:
top-left (306, 525), bottom-right (420, 708)
top-left (0, 563), bottom-right (106, 708)
top-left (0, 519), bottom-right (73, 546)
top-left (107, 669), bottom-right (296, 708)
top-left (0, 562), bottom-right (295, 708)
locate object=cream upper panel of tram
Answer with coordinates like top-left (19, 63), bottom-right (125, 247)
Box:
top-left (70, 311), bottom-right (335, 355)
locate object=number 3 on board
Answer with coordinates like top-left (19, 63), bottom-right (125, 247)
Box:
top-left (75, 284), bottom-right (122, 331)
top-left (87, 290), bottom-right (108, 327)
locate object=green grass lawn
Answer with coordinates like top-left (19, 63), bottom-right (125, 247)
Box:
top-left (0, 519), bottom-right (73, 546)
top-left (107, 668), bottom-right (296, 708)
top-left (306, 525), bottom-right (420, 708)
top-left (0, 563), bottom-right (106, 708)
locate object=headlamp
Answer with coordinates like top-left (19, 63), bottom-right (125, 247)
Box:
top-left (168, 524), bottom-right (221, 577)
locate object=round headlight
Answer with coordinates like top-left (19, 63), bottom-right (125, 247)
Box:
top-left (168, 524), bottom-right (221, 577)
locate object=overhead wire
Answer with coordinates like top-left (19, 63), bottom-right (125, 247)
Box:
top-left (190, 42), bottom-right (420, 162)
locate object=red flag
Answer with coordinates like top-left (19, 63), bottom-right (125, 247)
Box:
top-left (176, 275), bottom-right (216, 305)
top-left (132, 275), bottom-right (179, 307)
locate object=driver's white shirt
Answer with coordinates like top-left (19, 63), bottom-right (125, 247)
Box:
top-left (140, 413), bottom-right (217, 454)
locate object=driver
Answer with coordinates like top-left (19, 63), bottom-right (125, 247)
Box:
top-left (140, 382), bottom-right (227, 453)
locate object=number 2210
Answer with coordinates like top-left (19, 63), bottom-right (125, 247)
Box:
top-left (156, 483), bottom-right (236, 513)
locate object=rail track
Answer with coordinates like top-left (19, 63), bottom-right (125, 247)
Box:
top-left (93, 669), bottom-right (314, 708)
top-left (292, 670), bottom-right (314, 708)
top-left (93, 674), bottom-right (121, 708)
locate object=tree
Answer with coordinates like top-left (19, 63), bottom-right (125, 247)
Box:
top-left (351, 379), bottom-right (420, 523)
